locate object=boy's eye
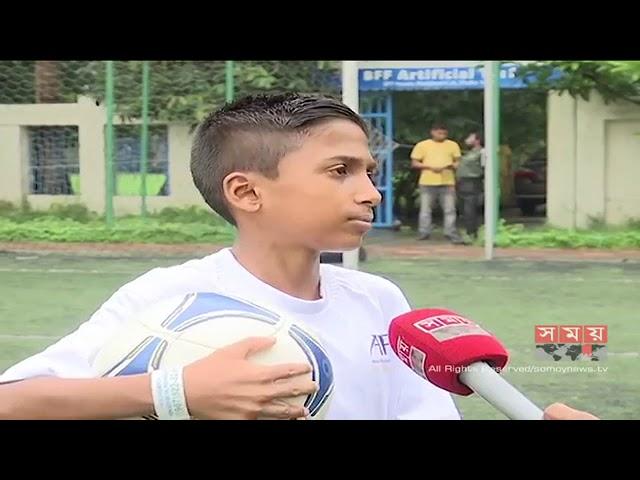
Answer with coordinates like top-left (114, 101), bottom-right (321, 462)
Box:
top-left (331, 165), bottom-right (349, 176)
top-left (329, 164), bottom-right (378, 179)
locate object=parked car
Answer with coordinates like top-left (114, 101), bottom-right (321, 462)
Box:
top-left (514, 152), bottom-right (547, 216)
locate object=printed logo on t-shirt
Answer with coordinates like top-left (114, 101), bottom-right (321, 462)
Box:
top-left (370, 334), bottom-right (391, 364)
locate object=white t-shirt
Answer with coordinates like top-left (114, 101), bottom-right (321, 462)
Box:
top-left (0, 248), bottom-right (461, 420)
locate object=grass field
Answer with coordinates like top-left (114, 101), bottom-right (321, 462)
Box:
top-left (0, 251), bottom-right (638, 420)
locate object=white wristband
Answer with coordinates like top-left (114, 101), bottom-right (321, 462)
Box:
top-left (150, 368), bottom-right (191, 420)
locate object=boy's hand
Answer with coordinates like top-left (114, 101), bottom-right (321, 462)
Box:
top-left (543, 402), bottom-right (599, 420)
top-left (183, 336), bottom-right (317, 420)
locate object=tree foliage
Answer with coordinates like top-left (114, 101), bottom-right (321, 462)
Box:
top-left (0, 60), bottom-right (341, 124)
top-left (516, 61), bottom-right (640, 105)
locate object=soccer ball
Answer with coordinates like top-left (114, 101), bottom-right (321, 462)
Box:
top-left (92, 291), bottom-right (334, 420)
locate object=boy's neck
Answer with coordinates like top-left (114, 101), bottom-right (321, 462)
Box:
top-left (230, 237), bottom-right (322, 301)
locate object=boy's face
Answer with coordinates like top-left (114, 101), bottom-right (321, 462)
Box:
top-left (431, 128), bottom-right (448, 142)
top-left (255, 119), bottom-right (381, 252)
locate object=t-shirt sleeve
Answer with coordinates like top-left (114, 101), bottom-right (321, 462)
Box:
top-left (410, 142), bottom-right (425, 161)
top-left (0, 268), bottom-right (172, 384)
top-left (375, 278), bottom-right (462, 420)
top-left (451, 141), bottom-right (462, 158)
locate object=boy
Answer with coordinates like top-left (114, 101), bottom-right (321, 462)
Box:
top-left (0, 94), bottom-right (595, 420)
top-left (410, 124), bottom-right (465, 244)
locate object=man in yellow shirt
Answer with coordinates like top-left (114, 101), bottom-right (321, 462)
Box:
top-left (410, 124), bottom-right (465, 244)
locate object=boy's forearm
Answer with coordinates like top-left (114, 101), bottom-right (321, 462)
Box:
top-left (0, 374), bottom-right (155, 419)
top-left (411, 159), bottom-right (428, 170)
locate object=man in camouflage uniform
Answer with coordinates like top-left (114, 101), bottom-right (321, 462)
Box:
top-left (456, 130), bottom-right (486, 241)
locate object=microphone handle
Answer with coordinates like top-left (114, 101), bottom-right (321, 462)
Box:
top-left (459, 362), bottom-right (544, 420)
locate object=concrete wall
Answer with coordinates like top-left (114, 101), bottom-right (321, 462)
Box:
top-left (0, 97), bottom-right (207, 215)
top-left (547, 92), bottom-right (640, 228)
top-left (605, 119), bottom-right (640, 224)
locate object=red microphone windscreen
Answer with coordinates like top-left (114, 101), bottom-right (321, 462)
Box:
top-left (389, 308), bottom-right (509, 395)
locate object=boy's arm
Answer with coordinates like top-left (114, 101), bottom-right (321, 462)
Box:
top-left (410, 142), bottom-right (431, 170)
top-left (0, 374), bottom-right (154, 419)
top-left (447, 142), bottom-right (462, 171)
top-left (411, 159), bottom-right (430, 170)
top-left (0, 268), bottom-right (315, 420)
top-left (0, 336), bottom-right (315, 420)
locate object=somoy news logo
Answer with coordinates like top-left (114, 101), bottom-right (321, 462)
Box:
top-left (534, 325), bottom-right (608, 362)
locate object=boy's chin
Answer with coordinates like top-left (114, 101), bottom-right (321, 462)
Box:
top-left (320, 235), bottom-right (365, 252)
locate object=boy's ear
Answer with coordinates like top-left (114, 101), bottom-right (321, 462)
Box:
top-left (222, 172), bottom-right (262, 214)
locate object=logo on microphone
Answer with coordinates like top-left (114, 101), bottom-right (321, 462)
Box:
top-left (415, 315), bottom-right (472, 332)
top-left (394, 335), bottom-right (428, 379)
top-left (534, 325), bottom-right (608, 361)
top-left (414, 315), bottom-right (491, 341)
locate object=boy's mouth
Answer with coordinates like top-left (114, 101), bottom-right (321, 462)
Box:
top-left (348, 213), bottom-right (374, 223)
top-left (346, 214), bottom-right (374, 233)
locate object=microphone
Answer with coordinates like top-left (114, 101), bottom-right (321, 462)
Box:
top-left (389, 308), bottom-right (544, 420)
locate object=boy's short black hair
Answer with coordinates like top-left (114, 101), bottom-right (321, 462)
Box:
top-left (431, 123), bottom-right (448, 131)
top-left (190, 93), bottom-right (369, 225)
top-left (469, 130), bottom-right (485, 146)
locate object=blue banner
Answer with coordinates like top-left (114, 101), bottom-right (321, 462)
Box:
top-left (359, 63), bottom-right (528, 91)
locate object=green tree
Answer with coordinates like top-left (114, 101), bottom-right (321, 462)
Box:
top-left (609, 61), bottom-right (640, 80)
top-left (76, 60), bottom-right (341, 124)
top-left (0, 60), bottom-right (341, 124)
top-left (516, 61), bottom-right (640, 105)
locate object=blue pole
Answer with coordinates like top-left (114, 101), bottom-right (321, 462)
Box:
top-left (385, 92), bottom-right (394, 227)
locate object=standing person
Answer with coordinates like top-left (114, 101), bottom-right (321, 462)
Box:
top-left (457, 130), bottom-right (485, 240)
top-left (410, 123), bottom-right (464, 244)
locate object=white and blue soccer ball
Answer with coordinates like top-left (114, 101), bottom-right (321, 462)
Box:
top-left (92, 291), bottom-right (334, 420)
